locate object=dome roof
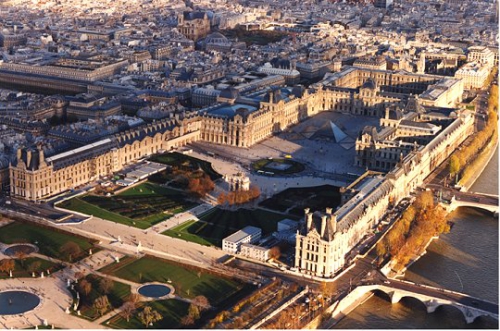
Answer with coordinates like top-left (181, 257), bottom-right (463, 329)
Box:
top-left (204, 32), bottom-right (228, 44)
top-left (361, 78), bottom-right (377, 90)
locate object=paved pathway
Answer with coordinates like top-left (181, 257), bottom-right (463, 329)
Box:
top-left (0, 277), bottom-right (105, 329)
top-left (188, 147), bottom-right (350, 197)
top-left (61, 215), bottom-right (227, 269)
top-left (147, 202), bottom-right (214, 233)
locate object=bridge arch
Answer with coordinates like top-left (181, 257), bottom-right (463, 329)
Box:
top-left (368, 286), bottom-right (493, 324)
top-left (369, 287), bottom-right (432, 308)
top-left (370, 289), bottom-right (392, 302)
top-left (430, 303), bottom-right (495, 324)
top-left (454, 205), bottom-right (498, 216)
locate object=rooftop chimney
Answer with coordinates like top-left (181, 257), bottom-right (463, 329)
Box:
top-left (320, 215), bottom-right (327, 237)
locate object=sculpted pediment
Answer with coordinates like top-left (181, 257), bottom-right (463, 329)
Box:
top-left (307, 228), bottom-right (321, 239)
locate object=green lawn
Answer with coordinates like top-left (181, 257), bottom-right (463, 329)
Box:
top-left (99, 256), bottom-right (242, 305)
top-left (76, 274), bottom-right (131, 321)
top-left (162, 220), bottom-right (215, 246)
top-left (58, 182), bottom-right (196, 229)
top-left (0, 222), bottom-right (94, 262)
top-left (117, 183), bottom-right (178, 197)
top-left (59, 197), bottom-right (140, 227)
top-left (0, 257), bottom-right (63, 279)
top-left (104, 299), bottom-right (189, 329)
top-left (162, 208), bottom-right (290, 246)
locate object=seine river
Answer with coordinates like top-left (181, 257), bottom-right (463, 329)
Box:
top-left (334, 148), bottom-right (499, 329)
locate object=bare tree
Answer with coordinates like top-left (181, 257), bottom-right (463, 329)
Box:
top-left (60, 242), bottom-right (81, 262)
top-left (120, 301), bottom-right (136, 323)
top-left (14, 251), bottom-right (27, 268)
top-left (99, 278), bottom-right (114, 294)
top-left (93, 295), bottom-right (111, 317)
top-left (138, 306), bottom-right (163, 328)
top-left (78, 279), bottom-right (92, 297)
top-left (27, 261), bottom-right (41, 273)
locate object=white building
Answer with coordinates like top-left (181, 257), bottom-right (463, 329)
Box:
top-left (222, 226), bottom-right (262, 254)
top-left (467, 46), bottom-right (495, 68)
top-left (240, 243), bottom-right (270, 261)
top-left (277, 219), bottom-right (299, 232)
top-left (273, 219), bottom-right (299, 243)
top-left (455, 62), bottom-right (490, 89)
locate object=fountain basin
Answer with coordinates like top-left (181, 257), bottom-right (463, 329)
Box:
top-left (4, 244), bottom-right (38, 256)
top-left (138, 284), bottom-right (172, 298)
top-left (0, 291), bottom-right (41, 315)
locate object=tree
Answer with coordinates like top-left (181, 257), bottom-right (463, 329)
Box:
top-left (0, 259), bottom-right (15, 274)
top-left (188, 175), bottom-right (215, 198)
top-left (180, 315), bottom-right (195, 327)
top-left (120, 301), bottom-right (136, 323)
top-left (60, 241), bottom-right (81, 262)
top-left (232, 316), bottom-right (244, 329)
top-left (376, 241), bottom-right (387, 257)
top-left (27, 261), bottom-right (42, 273)
top-left (449, 155), bottom-right (461, 177)
top-left (78, 279), bottom-right (92, 297)
top-left (138, 306), bottom-right (163, 328)
top-left (188, 303), bottom-right (200, 320)
top-left (99, 278), bottom-right (114, 294)
top-left (93, 295), bottom-right (111, 317)
top-left (74, 271), bottom-right (86, 280)
top-left (14, 251), bottom-right (27, 267)
top-left (191, 295), bottom-right (210, 311)
top-left (269, 246), bottom-right (281, 260)
top-left (415, 191), bottom-right (434, 211)
top-left (127, 293), bottom-right (141, 304)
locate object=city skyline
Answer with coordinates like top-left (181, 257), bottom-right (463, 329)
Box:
top-left (0, 0), bottom-right (497, 329)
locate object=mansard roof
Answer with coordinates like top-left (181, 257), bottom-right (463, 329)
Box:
top-left (337, 180), bottom-right (393, 232)
top-left (116, 119), bottom-right (177, 146)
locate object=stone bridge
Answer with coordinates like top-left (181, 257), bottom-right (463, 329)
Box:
top-left (356, 279), bottom-right (498, 324)
top-left (442, 191), bottom-right (498, 215)
top-left (427, 184), bottom-right (499, 215)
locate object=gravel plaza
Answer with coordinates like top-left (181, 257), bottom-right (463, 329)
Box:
top-left (189, 112), bottom-right (379, 194)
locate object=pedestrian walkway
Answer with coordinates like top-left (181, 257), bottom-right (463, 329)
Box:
top-left (146, 203), bottom-right (213, 234)
top-left (0, 277), bottom-right (105, 329)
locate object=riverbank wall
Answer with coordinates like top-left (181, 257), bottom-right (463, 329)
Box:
top-left (460, 138), bottom-right (498, 191)
top-left (317, 287), bottom-right (375, 329)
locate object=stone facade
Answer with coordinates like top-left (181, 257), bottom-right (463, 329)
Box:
top-left (295, 110), bottom-right (474, 277)
top-left (177, 11), bottom-right (211, 41)
top-left (455, 62), bottom-right (491, 89)
top-left (240, 243), bottom-right (270, 261)
top-left (9, 66), bottom-right (465, 201)
top-left (355, 97), bottom-right (443, 172)
top-left (10, 116), bottom-right (200, 201)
